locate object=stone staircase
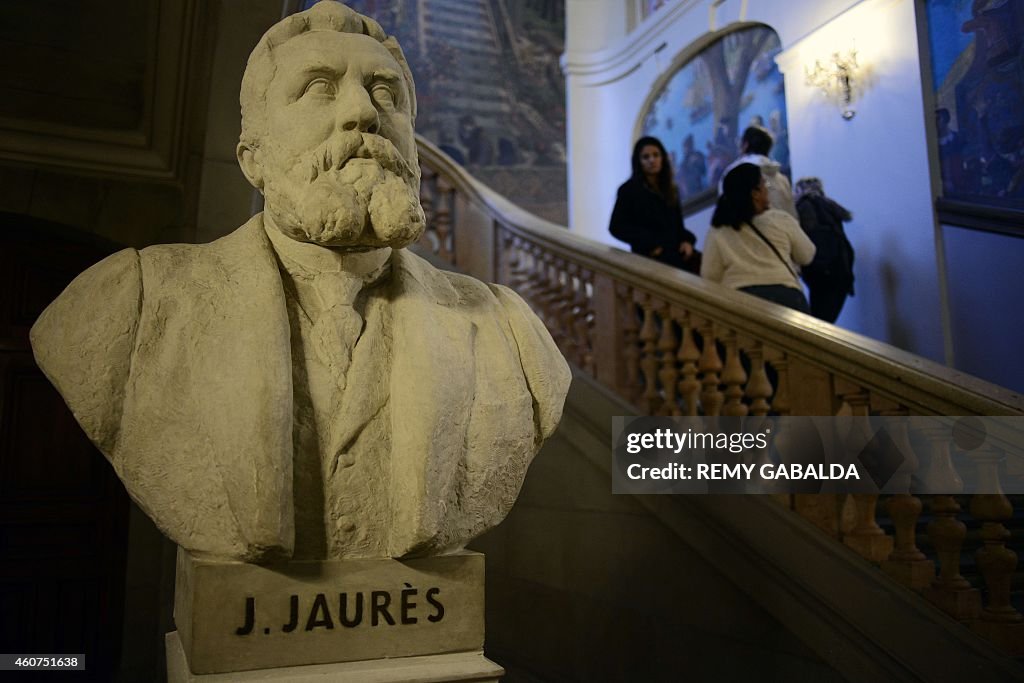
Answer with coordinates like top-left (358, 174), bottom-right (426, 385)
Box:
top-left (415, 135), bottom-right (1024, 668)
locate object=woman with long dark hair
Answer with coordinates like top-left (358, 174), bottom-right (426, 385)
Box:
top-left (609, 136), bottom-right (699, 273)
top-left (701, 163), bottom-right (815, 313)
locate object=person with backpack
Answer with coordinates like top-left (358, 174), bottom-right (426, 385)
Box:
top-left (794, 177), bottom-right (855, 323)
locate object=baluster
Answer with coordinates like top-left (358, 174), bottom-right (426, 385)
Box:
top-left (925, 494), bottom-right (981, 621)
top-left (919, 424), bottom-right (981, 621)
top-left (786, 353), bottom-right (832, 531)
top-left (435, 176), bottom-right (454, 264)
top-left (618, 283), bottom-right (641, 404)
top-left (520, 245), bottom-right (542, 301)
top-left (739, 340), bottom-right (778, 499)
top-left (880, 411), bottom-right (934, 590)
top-left (558, 263), bottom-right (578, 357)
top-left (745, 342), bottom-right (773, 417)
top-left (656, 304), bottom-right (679, 415)
top-left (573, 269), bottom-right (596, 376)
top-left (969, 443), bottom-right (1024, 654)
top-left (560, 265), bottom-right (581, 366)
top-left (495, 230), bottom-right (512, 286)
top-left (547, 259), bottom-right (572, 352)
top-left (540, 254), bottom-right (563, 334)
top-left (506, 237), bottom-right (528, 292)
top-left (676, 313), bottom-right (701, 416)
top-left (560, 270), bottom-right (578, 358)
top-left (637, 294), bottom-right (660, 414)
top-left (765, 349), bottom-right (791, 416)
top-left (532, 250), bottom-right (555, 323)
top-left (526, 244), bottom-right (543, 299)
top-left (721, 330), bottom-right (748, 417)
top-left (838, 388), bottom-right (893, 563)
top-left (513, 242), bottom-right (534, 309)
top-left (698, 319), bottom-right (723, 417)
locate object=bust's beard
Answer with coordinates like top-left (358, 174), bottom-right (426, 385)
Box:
top-left (263, 155), bottom-right (425, 250)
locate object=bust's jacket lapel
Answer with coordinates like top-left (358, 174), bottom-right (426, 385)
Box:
top-left (120, 215), bottom-right (295, 560)
top-left (386, 250), bottom-right (542, 557)
top-left (387, 250), bottom-right (474, 555)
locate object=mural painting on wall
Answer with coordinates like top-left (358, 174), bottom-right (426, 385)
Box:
top-left (302, 0), bottom-right (568, 223)
top-left (641, 25), bottom-right (789, 206)
top-left (926, 0), bottom-right (1024, 211)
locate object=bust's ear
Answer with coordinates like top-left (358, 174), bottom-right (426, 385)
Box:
top-left (237, 142), bottom-right (264, 191)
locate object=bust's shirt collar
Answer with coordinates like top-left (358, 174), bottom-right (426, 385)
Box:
top-left (262, 212), bottom-right (391, 313)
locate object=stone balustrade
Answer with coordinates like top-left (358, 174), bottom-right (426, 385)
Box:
top-left (414, 135), bottom-right (1024, 656)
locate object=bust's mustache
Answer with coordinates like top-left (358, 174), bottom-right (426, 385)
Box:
top-left (305, 130), bottom-right (416, 185)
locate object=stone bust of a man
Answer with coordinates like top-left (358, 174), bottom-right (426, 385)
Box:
top-left (30, 0), bottom-right (570, 563)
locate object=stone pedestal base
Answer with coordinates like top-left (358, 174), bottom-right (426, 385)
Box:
top-left (794, 495), bottom-right (839, 538)
top-left (169, 548), bottom-right (496, 679)
top-left (923, 584), bottom-right (982, 622)
top-left (972, 618), bottom-right (1024, 657)
top-left (843, 533), bottom-right (894, 564)
top-left (166, 631), bottom-right (503, 682)
top-left (881, 558), bottom-right (935, 590)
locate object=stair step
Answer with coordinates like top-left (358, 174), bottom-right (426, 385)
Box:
top-left (425, 0), bottom-right (489, 19)
top-left (428, 81), bottom-right (508, 99)
top-left (424, 30), bottom-right (499, 52)
top-left (424, 95), bottom-right (511, 115)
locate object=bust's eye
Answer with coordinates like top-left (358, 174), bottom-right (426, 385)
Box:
top-left (302, 78), bottom-right (336, 98)
top-left (370, 82), bottom-right (396, 110)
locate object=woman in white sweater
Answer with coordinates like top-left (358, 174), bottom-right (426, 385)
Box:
top-left (701, 163), bottom-right (815, 313)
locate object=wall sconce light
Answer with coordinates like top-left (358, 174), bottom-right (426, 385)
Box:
top-left (805, 49), bottom-right (860, 120)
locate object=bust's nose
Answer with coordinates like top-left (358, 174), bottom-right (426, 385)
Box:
top-left (337, 83), bottom-right (380, 135)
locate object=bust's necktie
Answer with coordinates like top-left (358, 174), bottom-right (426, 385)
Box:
top-left (311, 275), bottom-right (364, 389)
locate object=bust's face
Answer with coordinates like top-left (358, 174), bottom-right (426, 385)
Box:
top-left (250, 30), bottom-right (424, 249)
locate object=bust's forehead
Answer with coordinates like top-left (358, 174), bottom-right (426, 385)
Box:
top-left (270, 30), bottom-right (401, 75)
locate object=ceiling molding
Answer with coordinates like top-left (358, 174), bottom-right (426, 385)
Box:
top-left (0, 0), bottom-right (204, 184)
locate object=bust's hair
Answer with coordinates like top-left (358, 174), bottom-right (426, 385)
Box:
top-left (239, 0), bottom-right (417, 148)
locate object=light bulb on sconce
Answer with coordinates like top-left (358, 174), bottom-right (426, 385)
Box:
top-left (805, 49), bottom-right (861, 120)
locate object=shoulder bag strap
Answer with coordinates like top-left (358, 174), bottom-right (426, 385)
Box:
top-left (745, 222), bottom-right (799, 280)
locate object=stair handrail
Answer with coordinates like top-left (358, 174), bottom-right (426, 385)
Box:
top-left (415, 133), bottom-right (1024, 418)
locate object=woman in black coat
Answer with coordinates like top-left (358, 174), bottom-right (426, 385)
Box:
top-left (609, 136), bottom-right (699, 273)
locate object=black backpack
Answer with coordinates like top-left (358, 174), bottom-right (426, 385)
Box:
top-left (798, 196), bottom-right (855, 294)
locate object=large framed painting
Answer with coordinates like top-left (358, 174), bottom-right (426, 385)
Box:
top-left (639, 25), bottom-right (789, 210)
top-left (294, 0), bottom-right (569, 223)
top-left (924, 0), bottom-right (1024, 226)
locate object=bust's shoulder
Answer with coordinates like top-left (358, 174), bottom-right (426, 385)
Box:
top-left (391, 249), bottom-right (507, 311)
top-left (389, 249), bottom-right (548, 330)
top-left (136, 217), bottom-right (271, 282)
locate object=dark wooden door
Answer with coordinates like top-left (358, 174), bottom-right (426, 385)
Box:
top-left (0, 213), bottom-right (130, 681)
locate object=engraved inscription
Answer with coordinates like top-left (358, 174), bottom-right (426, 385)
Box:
top-left (234, 585), bottom-right (445, 635)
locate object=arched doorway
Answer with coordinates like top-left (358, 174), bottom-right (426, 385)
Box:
top-left (637, 24), bottom-right (789, 210)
